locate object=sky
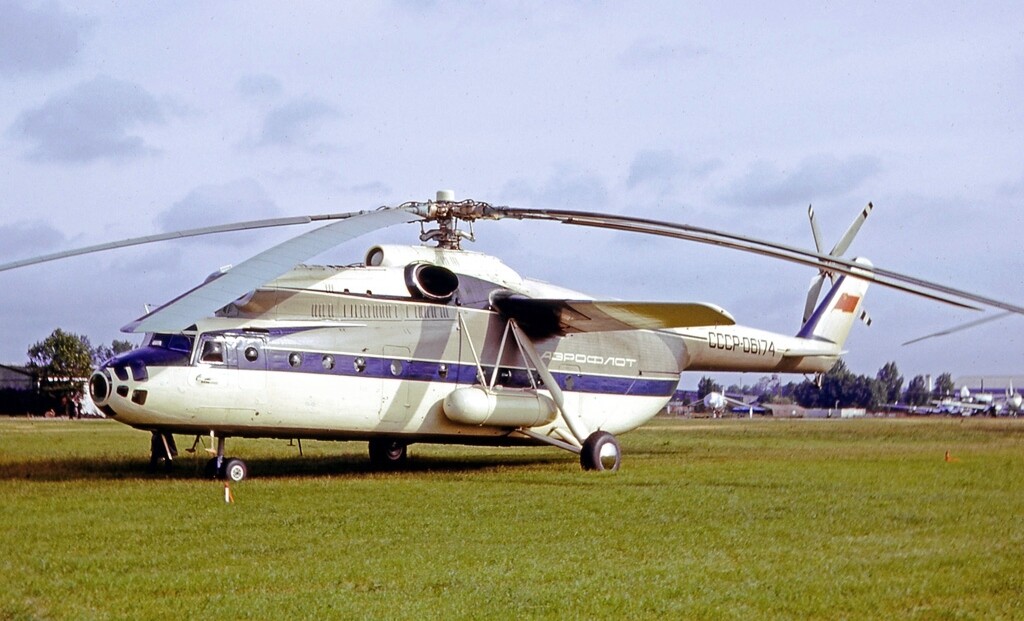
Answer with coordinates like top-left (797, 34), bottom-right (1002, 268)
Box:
top-left (1, 1), bottom-right (1022, 389)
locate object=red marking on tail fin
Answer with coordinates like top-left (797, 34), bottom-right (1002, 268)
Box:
top-left (835, 293), bottom-right (860, 313)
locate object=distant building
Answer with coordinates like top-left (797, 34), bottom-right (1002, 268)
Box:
top-left (0, 364), bottom-right (36, 391)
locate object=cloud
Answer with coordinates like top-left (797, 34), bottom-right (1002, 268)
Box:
top-left (619, 39), bottom-right (706, 68)
top-left (236, 74), bottom-right (283, 100)
top-left (499, 168), bottom-right (609, 209)
top-left (0, 221), bottom-right (67, 260)
top-left (8, 76), bottom-right (167, 163)
top-left (997, 172), bottom-right (1024, 198)
top-left (626, 149), bottom-right (721, 193)
top-left (719, 154), bottom-right (882, 208)
top-left (254, 98), bottom-right (339, 150)
top-left (0, 0), bottom-right (91, 76)
top-left (156, 179), bottom-right (280, 244)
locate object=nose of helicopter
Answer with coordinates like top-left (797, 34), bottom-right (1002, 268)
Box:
top-left (89, 358), bottom-right (151, 416)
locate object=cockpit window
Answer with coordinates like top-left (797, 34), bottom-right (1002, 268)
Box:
top-left (150, 333), bottom-right (194, 353)
top-left (200, 339), bottom-right (225, 364)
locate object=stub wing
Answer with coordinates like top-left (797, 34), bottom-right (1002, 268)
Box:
top-left (493, 296), bottom-right (735, 338)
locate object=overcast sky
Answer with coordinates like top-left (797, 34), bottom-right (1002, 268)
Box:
top-left (1, 1), bottom-right (1022, 388)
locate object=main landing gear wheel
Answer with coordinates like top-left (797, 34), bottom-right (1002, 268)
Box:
top-left (580, 431), bottom-right (621, 471)
top-left (204, 457), bottom-right (248, 481)
top-left (222, 458), bottom-right (248, 482)
top-left (368, 439), bottom-right (408, 467)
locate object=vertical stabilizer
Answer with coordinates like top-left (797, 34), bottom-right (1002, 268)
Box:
top-left (796, 258), bottom-right (872, 348)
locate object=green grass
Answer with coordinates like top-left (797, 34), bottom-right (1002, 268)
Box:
top-left (2, 416), bottom-right (1023, 620)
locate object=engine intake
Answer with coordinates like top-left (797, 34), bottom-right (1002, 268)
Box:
top-left (404, 263), bottom-right (459, 302)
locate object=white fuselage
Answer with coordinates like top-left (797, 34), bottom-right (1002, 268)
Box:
top-left (93, 245), bottom-right (850, 446)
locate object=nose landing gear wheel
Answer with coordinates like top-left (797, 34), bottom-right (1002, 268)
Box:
top-left (580, 431), bottom-right (621, 471)
top-left (222, 458), bottom-right (248, 482)
top-left (205, 457), bottom-right (248, 481)
top-left (368, 439), bottom-right (408, 467)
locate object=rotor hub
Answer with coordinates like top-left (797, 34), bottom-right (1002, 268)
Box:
top-left (412, 190), bottom-right (498, 250)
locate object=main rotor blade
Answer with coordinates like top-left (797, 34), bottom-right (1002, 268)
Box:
top-left (0, 211), bottom-right (377, 273)
top-left (122, 207), bottom-right (421, 333)
top-left (489, 207), bottom-right (1024, 316)
top-left (901, 310), bottom-right (1014, 346)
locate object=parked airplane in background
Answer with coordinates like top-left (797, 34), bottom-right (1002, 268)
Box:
top-left (4, 192), bottom-right (1023, 480)
top-left (702, 392), bottom-right (759, 418)
top-left (934, 384), bottom-right (1024, 416)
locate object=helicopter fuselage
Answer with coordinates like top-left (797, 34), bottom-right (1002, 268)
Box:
top-left (90, 244), bottom-right (855, 456)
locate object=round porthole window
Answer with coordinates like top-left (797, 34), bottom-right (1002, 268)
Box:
top-left (390, 360), bottom-right (404, 376)
top-left (354, 357), bottom-right (366, 373)
top-left (244, 347), bottom-right (259, 362)
top-left (438, 363), bottom-right (449, 379)
top-left (322, 355), bottom-right (335, 370)
top-left (288, 353), bottom-right (302, 368)
top-left (565, 375), bottom-right (576, 390)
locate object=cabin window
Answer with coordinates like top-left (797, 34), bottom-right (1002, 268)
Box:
top-left (354, 357), bottom-right (366, 373)
top-left (322, 355), bottom-right (335, 370)
top-left (288, 353), bottom-right (302, 368)
top-left (438, 363), bottom-right (449, 379)
top-left (565, 375), bottom-right (576, 391)
top-left (200, 339), bottom-right (225, 364)
top-left (390, 360), bottom-right (404, 376)
top-left (244, 347), bottom-right (259, 362)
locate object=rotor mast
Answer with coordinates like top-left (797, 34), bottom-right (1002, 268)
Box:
top-left (416, 190), bottom-right (496, 250)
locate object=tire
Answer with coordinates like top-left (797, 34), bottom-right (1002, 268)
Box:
top-left (222, 458), bottom-right (248, 482)
top-left (204, 457), bottom-right (220, 479)
top-left (368, 438), bottom-right (408, 467)
top-left (580, 431), bottom-right (621, 471)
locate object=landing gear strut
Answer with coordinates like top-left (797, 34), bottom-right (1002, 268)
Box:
top-left (149, 431), bottom-right (177, 472)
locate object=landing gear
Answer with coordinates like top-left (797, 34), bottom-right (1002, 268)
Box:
top-left (203, 435), bottom-right (248, 481)
top-left (580, 431), bottom-right (621, 471)
top-left (368, 438), bottom-right (408, 467)
top-left (149, 431), bottom-right (177, 472)
top-left (222, 458), bottom-right (248, 482)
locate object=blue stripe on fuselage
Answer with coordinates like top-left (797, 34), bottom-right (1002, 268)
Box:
top-left (262, 349), bottom-right (675, 398)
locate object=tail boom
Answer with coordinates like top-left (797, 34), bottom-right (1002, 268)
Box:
top-left (675, 258), bottom-right (871, 375)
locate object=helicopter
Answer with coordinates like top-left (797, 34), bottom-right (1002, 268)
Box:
top-left (5, 191), bottom-right (1023, 480)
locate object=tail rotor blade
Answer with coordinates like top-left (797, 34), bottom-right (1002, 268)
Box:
top-left (803, 272), bottom-right (826, 324)
top-left (829, 202), bottom-right (873, 257)
top-left (808, 204), bottom-right (825, 255)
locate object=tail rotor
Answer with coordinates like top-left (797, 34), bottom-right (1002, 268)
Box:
top-left (802, 203), bottom-right (874, 325)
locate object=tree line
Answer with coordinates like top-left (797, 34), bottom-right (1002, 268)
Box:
top-left (699, 359), bottom-right (955, 411)
top-left (1, 329), bottom-right (134, 415)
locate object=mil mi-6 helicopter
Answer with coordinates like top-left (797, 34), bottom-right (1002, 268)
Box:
top-left (5, 191), bottom-right (1023, 480)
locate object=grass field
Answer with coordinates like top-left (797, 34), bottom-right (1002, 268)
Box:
top-left (2, 416), bottom-right (1023, 620)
